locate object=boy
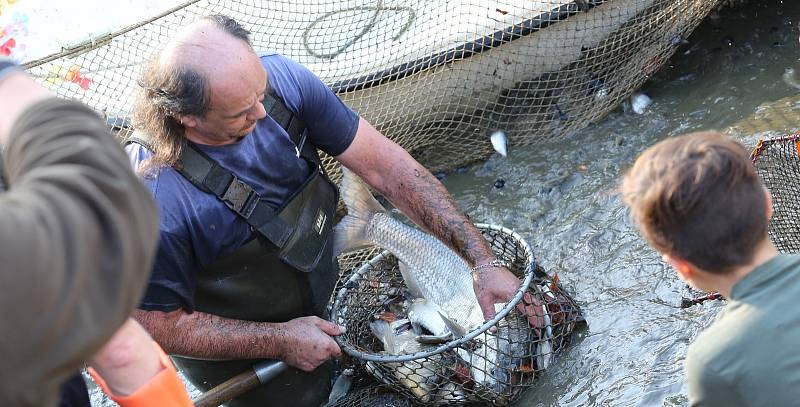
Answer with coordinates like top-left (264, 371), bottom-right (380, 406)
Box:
top-left (621, 131), bottom-right (800, 406)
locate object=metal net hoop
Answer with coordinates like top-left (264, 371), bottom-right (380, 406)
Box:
top-left (326, 224), bottom-right (588, 405)
top-left (331, 223), bottom-right (535, 362)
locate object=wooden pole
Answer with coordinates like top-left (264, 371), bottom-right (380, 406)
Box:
top-left (193, 361), bottom-right (287, 407)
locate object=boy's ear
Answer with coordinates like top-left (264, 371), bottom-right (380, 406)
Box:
top-left (662, 253), bottom-right (694, 282)
top-left (764, 187), bottom-right (773, 220)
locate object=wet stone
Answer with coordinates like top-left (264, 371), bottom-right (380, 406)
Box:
top-left (494, 179), bottom-right (506, 189)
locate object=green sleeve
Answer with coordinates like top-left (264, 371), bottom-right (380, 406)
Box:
top-left (685, 350), bottom-right (745, 406)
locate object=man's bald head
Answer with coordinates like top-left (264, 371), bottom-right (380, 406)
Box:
top-left (158, 15), bottom-right (253, 78)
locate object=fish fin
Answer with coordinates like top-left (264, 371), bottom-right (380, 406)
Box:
top-left (333, 168), bottom-right (386, 256)
top-left (326, 370), bottom-right (353, 405)
top-left (438, 311), bottom-right (468, 339)
top-left (399, 261), bottom-right (424, 298)
top-left (370, 319), bottom-right (395, 353)
top-left (416, 333), bottom-right (453, 344)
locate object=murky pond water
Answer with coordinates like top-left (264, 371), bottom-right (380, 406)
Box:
top-left (438, 1), bottom-right (800, 406)
top-left (88, 1), bottom-right (800, 405)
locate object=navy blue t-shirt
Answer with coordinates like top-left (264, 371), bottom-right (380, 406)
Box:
top-left (126, 53), bottom-right (359, 312)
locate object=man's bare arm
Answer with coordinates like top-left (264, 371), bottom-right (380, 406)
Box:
top-left (134, 309), bottom-right (343, 372)
top-left (337, 117), bottom-right (496, 266)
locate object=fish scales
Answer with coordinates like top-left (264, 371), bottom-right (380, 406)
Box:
top-left (366, 212), bottom-right (485, 329)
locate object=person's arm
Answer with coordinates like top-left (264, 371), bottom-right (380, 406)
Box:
top-left (134, 309), bottom-right (344, 372)
top-left (88, 318), bottom-right (193, 406)
top-left (276, 54), bottom-right (526, 321)
top-left (0, 69), bottom-right (159, 405)
top-left (336, 117), bottom-right (524, 320)
top-left (0, 68), bottom-right (49, 141)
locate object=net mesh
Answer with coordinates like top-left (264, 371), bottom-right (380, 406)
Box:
top-left (329, 383), bottom-right (418, 407)
top-left (25, 0), bottom-right (718, 177)
top-left (330, 224), bottom-right (585, 406)
top-left (751, 135), bottom-right (800, 253)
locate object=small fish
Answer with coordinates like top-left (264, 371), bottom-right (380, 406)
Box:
top-left (370, 319), bottom-right (443, 402)
top-left (782, 67), bottom-right (800, 91)
top-left (536, 285), bottom-right (555, 370)
top-left (630, 92), bottom-right (652, 114)
top-left (477, 304), bottom-right (537, 396)
top-left (490, 131), bottom-right (508, 157)
top-left (594, 86), bottom-right (609, 102)
top-left (433, 381), bottom-right (468, 405)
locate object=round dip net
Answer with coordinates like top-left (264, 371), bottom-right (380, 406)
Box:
top-left (751, 135), bottom-right (800, 253)
top-left (21, 0), bottom-right (719, 176)
top-left (330, 224), bottom-right (586, 406)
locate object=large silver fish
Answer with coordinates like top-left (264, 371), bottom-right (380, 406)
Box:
top-left (334, 169), bottom-right (537, 396)
top-left (333, 168), bottom-right (485, 331)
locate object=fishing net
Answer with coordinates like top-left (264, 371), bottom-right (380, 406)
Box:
top-left (328, 382), bottom-right (418, 407)
top-left (751, 135), bottom-right (800, 253)
top-left (330, 224), bottom-right (585, 406)
top-left (21, 0), bottom-right (718, 176)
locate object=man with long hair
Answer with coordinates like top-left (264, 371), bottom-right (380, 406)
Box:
top-left (127, 14), bottom-right (527, 406)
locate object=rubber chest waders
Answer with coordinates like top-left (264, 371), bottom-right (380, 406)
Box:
top-left (127, 91), bottom-right (339, 407)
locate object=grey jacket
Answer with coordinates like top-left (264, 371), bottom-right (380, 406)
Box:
top-left (0, 98), bottom-right (159, 406)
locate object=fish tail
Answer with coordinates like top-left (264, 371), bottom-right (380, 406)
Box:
top-left (333, 168), bottom-right (386, 256)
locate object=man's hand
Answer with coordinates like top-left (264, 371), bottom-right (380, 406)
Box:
top-left (473, 266), bottom-right (545, 331)
top-left (277, 316), bottom-right (345, 372)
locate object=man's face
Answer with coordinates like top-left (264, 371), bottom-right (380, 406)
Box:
top-left (186, 55), bottom-right (268, 145)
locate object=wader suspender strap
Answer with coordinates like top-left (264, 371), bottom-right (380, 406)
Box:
top-left (262, 90), bottom-right (320, 165)
top-left (126, 91), bottom-right (318, 249)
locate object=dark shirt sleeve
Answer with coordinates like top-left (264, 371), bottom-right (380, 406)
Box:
top-left (0, 98), bottom-right (159, 407)
top-left (273, 56), bottom-right (359, 156)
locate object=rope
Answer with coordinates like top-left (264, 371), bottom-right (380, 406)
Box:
top-left (301, 1), bottom-right (416, 60)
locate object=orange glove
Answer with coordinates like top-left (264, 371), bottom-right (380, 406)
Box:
top-left (89, 341), bottom-right (194, 407)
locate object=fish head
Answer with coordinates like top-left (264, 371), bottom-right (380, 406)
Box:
top-left (408, 299), bottom-right (450, 337)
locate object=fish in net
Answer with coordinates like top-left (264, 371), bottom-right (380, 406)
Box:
top-left (331, 224), bottom-right (586, 406)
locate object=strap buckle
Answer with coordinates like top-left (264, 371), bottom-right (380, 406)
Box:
top-left (221, 176), bottom-right (258, 218)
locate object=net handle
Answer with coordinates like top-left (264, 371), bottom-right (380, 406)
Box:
top-left (330, 223), bottom-right (536, 363)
